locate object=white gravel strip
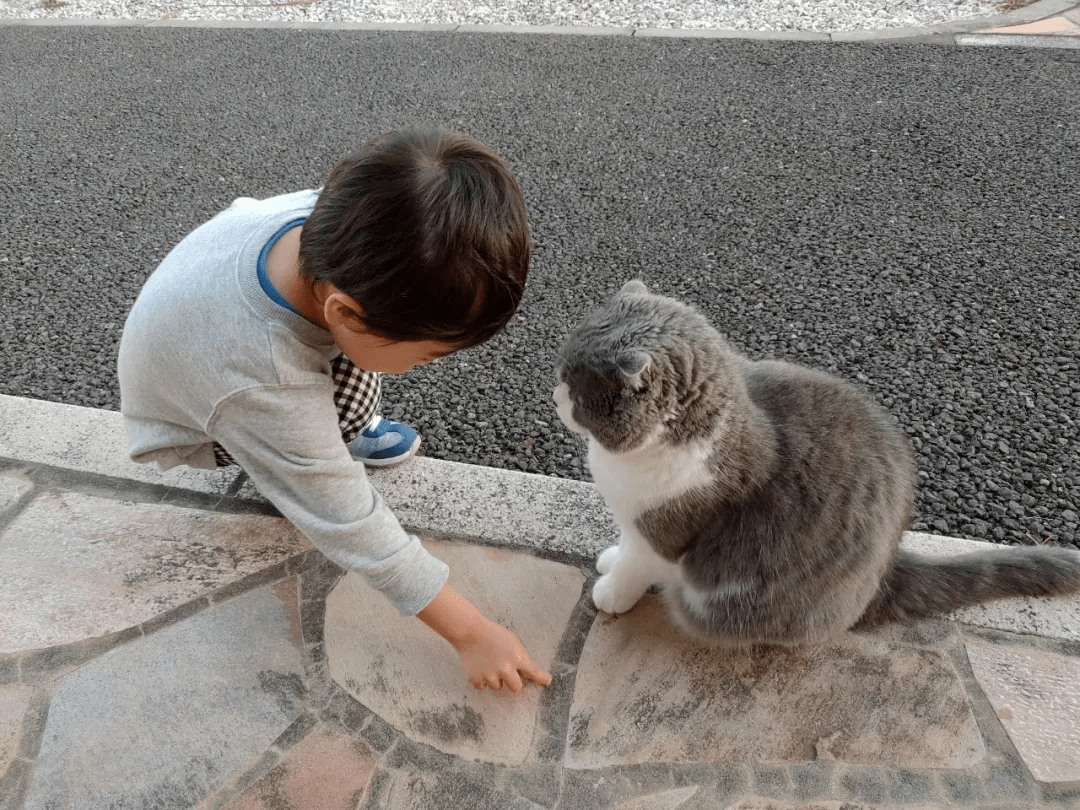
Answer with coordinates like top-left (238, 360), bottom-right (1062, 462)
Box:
top-left (0, 0), bottom-right (1016, 33)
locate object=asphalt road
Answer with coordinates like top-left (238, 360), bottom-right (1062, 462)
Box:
top-left (1, 25), bottom-right (1078, 548)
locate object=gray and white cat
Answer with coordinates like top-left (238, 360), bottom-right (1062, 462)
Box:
top-left (554, 280), bottom-right (1080, 646)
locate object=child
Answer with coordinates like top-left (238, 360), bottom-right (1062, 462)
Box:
top-left (118, 128), bottom-right (551, 693)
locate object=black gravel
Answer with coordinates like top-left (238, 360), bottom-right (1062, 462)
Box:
top-left (1, 27), bottom-right (1077, 548)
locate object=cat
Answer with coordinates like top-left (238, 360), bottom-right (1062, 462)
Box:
top-left (553, 280), bottom-right (1080, 647)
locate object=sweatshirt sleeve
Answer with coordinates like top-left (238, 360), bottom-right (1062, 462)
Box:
top-left (208, 384), bottom-right (448, 616)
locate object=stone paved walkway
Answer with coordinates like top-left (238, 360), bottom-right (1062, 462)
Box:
top-left (2, 393), bottom-right (1079, 809)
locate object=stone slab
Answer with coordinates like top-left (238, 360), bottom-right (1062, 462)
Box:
top-left (22, 584), bottom-right (306, 809)
top-left (567, 594), bottom-right (984, 769)
top-left (0, 393), bottom-right (238, 495)
top-left (0, 472), bottom-right (31, 515)
top-left (326, 540), bottom-right (584, 766)
top-left (0, 491), bottom-right (310, 653)
top-left (0, 684), bottom-right (34, 776)
top-left (966, 640), bottom-right (1080, 784)
top-left (368, 457), bottom-right (616, 559)
top-left (219, 729), bottom-right (377, 810)
top-left (902, 532), bottom-right (1080, 642)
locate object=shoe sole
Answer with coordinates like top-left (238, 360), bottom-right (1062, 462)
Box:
top-left (357, 435), bottom-right (422, 467)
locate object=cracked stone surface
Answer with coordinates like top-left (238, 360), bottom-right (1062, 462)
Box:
top-left (219, 729), bottom-right (377, 810)
top-left (966, 640), bottom-right (1080, 785)
top-left (567, 594), bottom-right (985, 769)
top-left (0, 685), bottom-right (34, 777)
top-left (0, 491), bottom-right (311, 652)
top-left (326, 540), bottom-right (584, 766)
top-left (21, 583), bottom-right (306, 809)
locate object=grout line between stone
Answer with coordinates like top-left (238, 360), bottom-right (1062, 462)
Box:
top-left (944, 640), bottom-right (1042, 803)
top-left (0, 758), bottom-right (33, 810)
top-left (269, 711), bottom-right (318, 754)
top-left (531, 583), bottom-right (598, 766)
top-left (0, 477), bottom-right (40, 539)
top-left (197, 749), bottom-right (282, 810)
top-left (223, 469), bottom-right (251, 497)
top-left (0, 688), bottom-right (52, 810)
top-left (959, 620), bottom-right (1080, 657)
top-left (8, 555), bottom-right (304, 688)
top-left (359, 767), bottom-right (393, 810)
top-left (5, 456), bottom-right (280, 517)
top-left (16, 687), bottom-right (52, 765)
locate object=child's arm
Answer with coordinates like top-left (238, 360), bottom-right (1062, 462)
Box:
top-left (417, 584), bottom-right (552, 693)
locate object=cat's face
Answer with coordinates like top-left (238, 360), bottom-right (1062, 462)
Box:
top-left (555, 280), bottom-right (722, 453)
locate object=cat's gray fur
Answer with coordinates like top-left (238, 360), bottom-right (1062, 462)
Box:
top-left (556, 280), bottom-right (1080, 646)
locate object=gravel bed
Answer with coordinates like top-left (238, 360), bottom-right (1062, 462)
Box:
top-left (0, 27), bottom-right (1077, 552)
top-left (1, 0), bottom-right (1015, 33)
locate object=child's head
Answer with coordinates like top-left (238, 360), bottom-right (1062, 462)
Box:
top-left (299, 129), bottom-right (532, 352)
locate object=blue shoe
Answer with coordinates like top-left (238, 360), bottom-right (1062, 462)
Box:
top-left (349, 416), bottom-right (421, 467)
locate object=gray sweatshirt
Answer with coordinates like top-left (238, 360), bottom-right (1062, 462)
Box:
top-left (118, 190), bottom-right (449, 615)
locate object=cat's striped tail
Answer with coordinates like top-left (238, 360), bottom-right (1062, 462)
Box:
top-left (856, 545), bottom-right (1080, 627)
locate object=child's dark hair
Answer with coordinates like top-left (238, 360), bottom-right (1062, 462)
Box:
top-left (299, 129), bottom-right (531, 348)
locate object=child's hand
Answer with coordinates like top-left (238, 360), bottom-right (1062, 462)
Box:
top-left (455, 617), bottom-right (552, 693)
top-left (417, 584), bottom-right (552, 693)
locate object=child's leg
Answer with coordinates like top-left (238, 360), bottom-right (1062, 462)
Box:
top-left (334, 354), bottom-right (421, 467)
top-left (332, 354), bottom-right (382, 444)
top-left (213, 443), bottom-right (237, 468)
top-left (214, 355), bottom-right (419, 468)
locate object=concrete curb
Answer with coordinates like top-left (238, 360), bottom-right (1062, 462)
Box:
top-left (0, 393), bottom-right (616, 561)
top-left (2, 392), bottom-right (1078, 644)
top-left (2, 0), bottom-right (1080, 46)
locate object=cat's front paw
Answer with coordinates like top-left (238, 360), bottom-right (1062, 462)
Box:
top-left (596, 546), bottom-right (620, 575)
top-left (592, 573), bottom-right (647, 615)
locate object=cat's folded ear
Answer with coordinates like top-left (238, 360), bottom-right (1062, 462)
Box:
top-left (616, 350), bottom-right (650, 390)
top-left (619, 279), bottom-right (649, 296)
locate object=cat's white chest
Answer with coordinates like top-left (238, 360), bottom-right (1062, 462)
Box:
top-left (587, 434), bottom-right (712, 523)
